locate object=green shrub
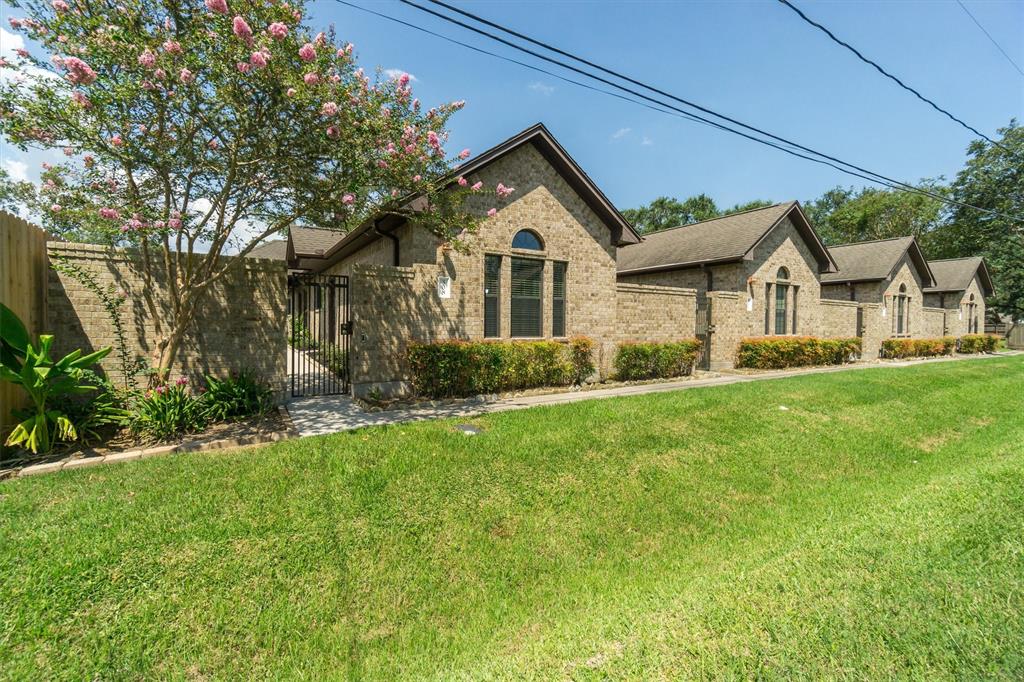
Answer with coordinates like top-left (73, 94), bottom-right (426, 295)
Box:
top-left (407, 338), bottom-right (595, 398)
top-left (736, 336), bottom-right (861, 370)
top-left (613, 340), bottom-right (703, 380)
top-left (129, 379), bottom-right (208, 443)
top-left (881, 337), bottom-right (956, 359)
top-left (201, 370), bottom-right (275, 422)
top-left (53, 369), bottom-right (130, 445)
top-left (311, 342), bottom-right (348, 380)
top-left (958, 334), bottom-right (999, 354)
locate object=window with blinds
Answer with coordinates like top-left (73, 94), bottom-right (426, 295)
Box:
top-left (552, 261), bottom-right (567, 337)
top-left (774, 283), bottom-right (788, 335)
top-left (484, 255), bottom-right (501, 338)
top-left (511, 257), bottom-right (543, 337)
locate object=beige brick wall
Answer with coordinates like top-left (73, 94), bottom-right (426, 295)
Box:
top-left (922, 275), bottom-right (987, 337)
top-left (920, 307), bottom-right (948, 338)
top-left (819, 299), bottom-right (860, 340)
top-left (47, 242), bottom-right (287, 392)
top-left (615, 283), bottom-right (697, 342)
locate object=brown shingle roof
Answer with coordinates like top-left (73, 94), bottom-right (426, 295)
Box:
top-left (290, 226), bottom-right (346, 257)
top-left (820, 236), bottom-right (935, 287)
top-left (245, 239), bottom-right (287, 260)
top-left (616, 201), bottom-right (836, 274)
top-left (924, 256), bottom-right (994, 295)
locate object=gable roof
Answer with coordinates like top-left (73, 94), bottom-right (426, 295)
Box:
top-left (308, 123), bottom-right (641, 272)
top-left (616, 201), bottom-right (837, 275)
top-left (924, 256), bottom-right (994, 296)
top-left (245, 239), bottom-right (287, 260)
top-left (289, 226), bottom-right (346, 258)
top-left (820, 236), bottom-right (936, 288)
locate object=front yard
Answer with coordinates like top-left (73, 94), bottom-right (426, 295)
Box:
top-left (2, 356), bottom-right (1023, 679)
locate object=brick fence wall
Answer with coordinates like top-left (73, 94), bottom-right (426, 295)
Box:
top-left (47, 242), bottom-right (287, 392)
top-left (615, 283), bottom-right (697, 343)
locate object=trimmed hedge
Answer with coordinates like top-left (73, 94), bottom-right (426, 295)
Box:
top-left (881, 337), bottom-right (955, 359)
top-left (407, 337), bottom-right (595, 398)
top-left (958, 334), bottom-right (999, 354)
top-left (736, 336), bottom-right (861, 369)
top-left (614, 340), bottom-right (703, 380)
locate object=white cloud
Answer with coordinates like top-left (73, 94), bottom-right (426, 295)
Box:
top-left (641, 136), bottom-right (653, 146)
top-left (0, 27), bottom-right (58, 86)
top-left (383, 68), bottom-right (418, 82)
top-left (4, 158), bottom-right (28, 182)
top-left (528, 81), bottom-right (555, 96)
top-left (611, 127), bottom-right (632, 140)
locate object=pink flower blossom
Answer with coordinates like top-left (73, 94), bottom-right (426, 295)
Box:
top-left (404, 143), bottom-right (416, 154)
top-left (286, 87), bottom-right (296, 97)
top-left (236, 62), bottom-right (250, 74)
top-left (142, 80), bottom-right (156, 90)
top-left (496, 183), bottom-right (514, 199)
top-left (15, 48), bottom-right (29, 58)
top-left (42, 162), bottom-right (52, 170)
top-left (299, 43), bottom-right (316, 62)
top-left (138, 49), bottom-right (157, 69)
top-left (376, 159), bottom-right (387, 169)
top-left (320, 101), bottom-right (338, 116)
top-left (175, 376), bottom-right (188, 386)
top-left (315, 31), bottom-right (326, 46)
top-left (163, 40), bottom-right (182, 54)
top-left (232, 16), bottom-right (252, 41)
top-left (63, 146), bottom-right (73, 156)
top-left (154, 68), bottom-right (166, 80)
top-left (413, 174), bottom-right (421, 182)
top-left (303, 72), bottom-right (318, 85)
top-left (487, 208), bottom-right (497, 217)
top-left (391, 189), bottom-right (399, 197)
top-left (471, 181), bottom-right (483, 191)
top-left (398, 72), bottom-right (410, 87)
top-left (427, 131), bottom-right (441, 149)
top-left (459, 148), bottom-right (471, 160)
top-left (168, 217), bottom-right (182, 229)
top-left (52, 0), bottom-right (70, 12)
top-left (179, 67), bottom-right (194, 83)
top-left (208, 139), bottom-right (218, 149)
top-left (342, 193), bottom-right (354, 205)
top-left (71, 91), bottom-right (91, 108)
top-left (267, 21), bottom-right (288, 40)
top-left (63, 57), bottom-right (97, 85)
top-left (83, 154), bottom-right (94, 166)
top-left (99, 207), bottom-right (120, 220)
top-left (8, 18), bottom-right (23, 29)
top-left (155, 385), bottom-right (167, 395)
top-left (250, 51), bottom-right (268, 69)
top-left (326, 125), bottom-right (339, 138)
top-left (204, 0), bottom-right (228, 15)
top-left (50, 204), bottom-right (62, 212)
top-left (152, 220), bottom-right (164, 229)
top-left (457, 176), bottom-right (468, 187)
top-left (110, 134), bottom-right (123, 146)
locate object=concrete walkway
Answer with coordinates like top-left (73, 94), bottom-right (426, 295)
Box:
top-left (285, 352), bottom-right (1021, 438)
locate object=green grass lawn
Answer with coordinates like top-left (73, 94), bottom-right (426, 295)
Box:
top-left (2, 356), bottom-right (1023, 680)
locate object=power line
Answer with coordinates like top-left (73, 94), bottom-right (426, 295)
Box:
top-left (402, 0), bottom-right (1023, 222)
top-left (776, 0), bottom-right (1012, 154)
top-left (955, 0), bottom-right (1024, 79)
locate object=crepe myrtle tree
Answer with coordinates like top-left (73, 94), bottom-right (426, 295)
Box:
top-left (1, 0), bottom-right (514, 379)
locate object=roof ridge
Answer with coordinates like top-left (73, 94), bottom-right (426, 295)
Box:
top-left (928, 256), bottom-right (979, 263)
top-left (828, 235), bottom-right (913, 249)
top-left (637, 201), bottom-right (791, 239)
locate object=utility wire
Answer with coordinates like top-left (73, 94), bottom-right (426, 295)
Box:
top-left (955, 0), bottom-right (1024, 79)
top-left (776, 0), bottom-right (1013, 154)
top-left (403, 0), bottom-right (1023, 222)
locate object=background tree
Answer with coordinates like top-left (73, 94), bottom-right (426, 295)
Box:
top-left (804, 181), bottom-right (948, 251)
top-left (941, 120), bottom-right (1024, 319)
top-left (1, 0), bottom-right (508, 378)
top-left (622, 194), bottom-right (773, 234)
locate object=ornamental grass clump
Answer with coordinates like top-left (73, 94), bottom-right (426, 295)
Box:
top-left (407, 338), bottom-right (595, 399)
top-left (736, 336), bottom-right (861, 369)
top-left (613, 340), bottom-right (703, 380)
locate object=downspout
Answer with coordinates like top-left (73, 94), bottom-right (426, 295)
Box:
top-left (374, 221), bottom-right (399, 266)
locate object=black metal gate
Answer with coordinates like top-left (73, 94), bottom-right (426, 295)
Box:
top-left (696, 298), bottom-right (713, 371)
top-left (288, 273), bottom-right (350, 397)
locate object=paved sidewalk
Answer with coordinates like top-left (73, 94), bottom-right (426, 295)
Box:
top-left (285, 352), bottom-right (1021, 438)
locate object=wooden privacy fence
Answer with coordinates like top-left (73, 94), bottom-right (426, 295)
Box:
top-left (1007, 323), bottom-right (1024, 350)
top-left (0, 211), bottom-right (52, 437)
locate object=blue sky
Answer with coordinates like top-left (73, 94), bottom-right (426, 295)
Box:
top-left (3, 0), bottom-right (1022, 214)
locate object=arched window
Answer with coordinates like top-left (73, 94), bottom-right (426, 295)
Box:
top-left (896, 283), bottom-right (908, 335)
top-left (968, 293), bottom-right (977, 333)
top-left (773, 267), bottom-right (791, 334)
top-left (776, 266), bottom-right (790, 281)
top-left (512, 229), bottom-right (543, 251)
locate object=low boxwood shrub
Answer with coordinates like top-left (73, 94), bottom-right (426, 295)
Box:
top-left (736, 336), bottom-right (861, 369)
top-left (881, 337), bottom-right (956, 359)
top-left (407, 337), bottom-right (595, 398)
top-left (613, 340), bottom-right (702, 380)
top-left (958, 334), bottom-right (999, 354)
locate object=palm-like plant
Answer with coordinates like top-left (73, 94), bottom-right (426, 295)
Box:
top-left (1, 303), bottom-right (111, 454)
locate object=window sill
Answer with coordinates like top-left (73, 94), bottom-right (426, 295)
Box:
top-left (510, 248), bottom-right (547, 257)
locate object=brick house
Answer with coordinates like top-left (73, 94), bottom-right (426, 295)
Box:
top-left (616, 202), bottom-right (843, 369)
top-left (820, 237), bottom-right (940, 357)
top-left (922, 257), bottom-right (994, 336)
top-left (287, 123), bottom-right (717, 397)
